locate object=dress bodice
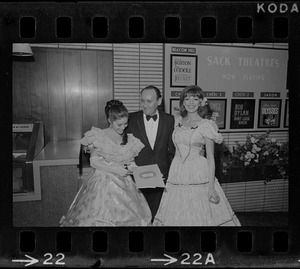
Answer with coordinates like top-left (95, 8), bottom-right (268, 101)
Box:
top-left (173, 116), bottom-right (223, 162)
top-left (81, 127), bottom-right (144, 166)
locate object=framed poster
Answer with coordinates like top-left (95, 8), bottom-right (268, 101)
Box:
top-left (170, 99), bottom-right (180, 117)
top-left (230, 99), bottom-right (255, 129)
top-left (258, 99), bottom-right (282, 128)
top-left (170, 55), bottom-right (197, 87)
top-left (208, 99), bottom-right (227, 129)
top-left (284, 99), bottom-right (289, 128)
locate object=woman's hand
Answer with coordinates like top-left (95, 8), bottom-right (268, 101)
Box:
top-left (115, 167), bottom-right (130, 177)
top-left (208, 185), bottom-right (220, 204)
top-left (126, 162), bottom-right (138, 174)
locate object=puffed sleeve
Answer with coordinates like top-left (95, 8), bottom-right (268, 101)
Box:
top-left (198, 120), bottom-right (223, 144)
top-left (80, 127), bottom-right (105, 151)
top-left (127, 134), bottom-right (145, 158)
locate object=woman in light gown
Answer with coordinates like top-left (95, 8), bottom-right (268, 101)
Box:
top-left (153, 85), bottom-right (241, 226)
top-left (60, 100), bottom-right (152, 226)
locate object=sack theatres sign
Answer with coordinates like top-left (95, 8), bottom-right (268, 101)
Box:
top-left (257, 3), bottom-right (299, 13)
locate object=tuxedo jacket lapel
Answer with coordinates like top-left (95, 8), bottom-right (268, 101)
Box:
top-left (153, 111), bottom-right (164, 151)
top-left (137, 111), bottom-right (152, 149)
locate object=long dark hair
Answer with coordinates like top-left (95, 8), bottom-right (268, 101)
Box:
top-left (179, 85), bottom-right (213, 119)
top-left (105, 100), bottom-right (128, 145)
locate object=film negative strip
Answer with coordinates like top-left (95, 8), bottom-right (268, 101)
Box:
top-left (1, 0), bottom-right (300, 268)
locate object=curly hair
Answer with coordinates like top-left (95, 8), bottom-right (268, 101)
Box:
top-left (179, 85), bottom-right (213, 119)
top-left (105, 99), bottom-right (129, 145)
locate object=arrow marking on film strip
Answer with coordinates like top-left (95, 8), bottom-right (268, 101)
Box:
top-left (12, 255), bottom-right (39, 267)
top-left (151, 254), bottom-right (177, 266)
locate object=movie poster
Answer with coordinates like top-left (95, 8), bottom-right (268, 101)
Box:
top-left (170, 55), bottom-right (197, 87)
top-left (230, 99), bottom-right (255, 129)
top-left (258, 99), bottom-right (282, 128)
top-left (208, 99), bottom-right (227, 129)
top-left (170, 99), bottom-right (180, 117)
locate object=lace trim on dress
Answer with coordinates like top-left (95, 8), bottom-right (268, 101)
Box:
top-left (80, 127), bottom-right (144, 165)
top-left (178, 123), bottom-right (198, 129)
top-left (175, 116), bottom-right (202, 130)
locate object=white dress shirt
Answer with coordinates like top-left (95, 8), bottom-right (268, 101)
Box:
top-left (143, 112), bottom-right (159, 149)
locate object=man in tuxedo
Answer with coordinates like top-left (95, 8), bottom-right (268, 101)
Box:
top-left (127, 85), bottom-right (175, 221)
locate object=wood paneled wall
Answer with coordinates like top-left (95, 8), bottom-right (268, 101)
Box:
top-left (31, 43), bottom-right (165, 112)
top-left (13, 48), bottom-right (113, 142)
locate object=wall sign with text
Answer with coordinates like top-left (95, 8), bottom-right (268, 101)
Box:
top-left (164, 44), bottom-right (288, 119)
top-left (258, 99), bottom-right (282, 128)
top-left (230, 99), bottom-right (255, 129)
top-left (208, 99), bottom-right (227, 129)
top-left (170, 55), bottom-right (197, 87)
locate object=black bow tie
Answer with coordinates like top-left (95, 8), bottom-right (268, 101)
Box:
top-left (146, 114), bottom-right (158, 121)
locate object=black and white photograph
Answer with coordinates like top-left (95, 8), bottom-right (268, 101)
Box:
top-left (1, 1), bottom-right (300, 268)
top-left (12, 43), bottom-right (289, 228)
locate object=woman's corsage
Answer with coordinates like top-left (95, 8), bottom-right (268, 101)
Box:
top-left (83, 143), bottom-right (95, 154)
top-left (201, 97), bottom-right (208, 107)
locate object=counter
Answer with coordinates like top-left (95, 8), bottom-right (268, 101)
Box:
top-left (13, 139), bottom-right (82, 226)
top-left (14, 139), bottom-right (81, 202)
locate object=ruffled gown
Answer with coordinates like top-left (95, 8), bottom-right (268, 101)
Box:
top-left (60, 127), bottom-right (152, 227)
top-left (153, 117), bottom-right (241, 226)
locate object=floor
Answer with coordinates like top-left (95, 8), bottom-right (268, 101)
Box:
top-left (235, 212), bottom-right (288, 226)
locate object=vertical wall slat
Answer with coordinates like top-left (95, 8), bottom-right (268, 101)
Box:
top-left (46, 49), bottom-right (67, 140)
top-left (97, 50), bottom-right (113, 129)
top-left (29, 49), bottom-right (48, 121)
top-left (29, 49), bottom-right (50, 140)
top-left (81, 50), bottom-right (99, 134)
top-left (64, 49), bottom-right (82, 140)
top-left (12, 63), bottom-right (31, 122)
